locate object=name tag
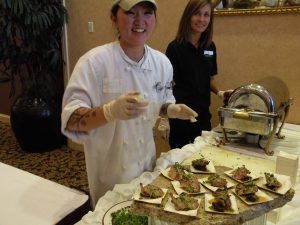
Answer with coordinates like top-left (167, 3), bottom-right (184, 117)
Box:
top-left (204, 50), bottom-right (213, 56)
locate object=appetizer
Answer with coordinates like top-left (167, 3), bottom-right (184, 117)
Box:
top-left (168, 162), bottom-right (186, 180)
top-left (264, 172), bottom-right (282, 191)
top-left (205, 192), bottom-right (239, 214)
top-left (192, 158), bottom-right (210, 171)
top-left (256, 172), bottom-right (292, 195)
top-left (133, 184), bottom-right (167, 204)
top-left (178, 173), bottom-right (201, 193)
top-left (235, 182), bottom-right (259, 202)
top-left (234, 182), bottom-right (273, 205)
top-left (209, 190), bottom-right (233, 212)
top-left (139, 183), bottom-right (164, 199)
top-left (230, 165), bottom-right (252, 182)
top-left (205, 174), bottom-right (228, 189)
top-left (170, 193), bottom-right (199, 211)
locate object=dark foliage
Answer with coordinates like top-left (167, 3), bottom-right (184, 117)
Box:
top-left (0, 0), bottom-right (68, 99)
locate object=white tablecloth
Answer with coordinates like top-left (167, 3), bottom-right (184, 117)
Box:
top-left (0, 163), bottom-right (89, 225)
top-left (76, 123), bottom-right (300, 225)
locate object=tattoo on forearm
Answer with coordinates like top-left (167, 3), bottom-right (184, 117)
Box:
top-left (160, 103), bottom-right (172, 117)
top-left (69, 107), bottom-right (98, 130)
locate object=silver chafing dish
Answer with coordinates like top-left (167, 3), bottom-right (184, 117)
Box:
top-left (218, 76), bottom-right (293, 155)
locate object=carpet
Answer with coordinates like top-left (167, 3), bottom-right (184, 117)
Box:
top-left (0, 121), bottom-right (89, 194)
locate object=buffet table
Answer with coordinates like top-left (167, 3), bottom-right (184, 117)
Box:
top-left (75, 123), bottom-right (300, 225)
top-left (0, 162), bottom-right (89, 225)
top-left (132, 149), bottom-right (294, 225)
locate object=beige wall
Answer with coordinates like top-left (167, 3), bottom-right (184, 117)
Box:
top-left (65, 0), bottom-right (300, 126)
top-left (212, 13), bottom-right (300, 126)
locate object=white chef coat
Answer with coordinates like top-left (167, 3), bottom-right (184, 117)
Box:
top-left (61, 41), bottom-right (175, 208)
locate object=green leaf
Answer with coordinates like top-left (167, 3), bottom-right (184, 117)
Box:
top-left (1, 0), bottom-right (67, 98)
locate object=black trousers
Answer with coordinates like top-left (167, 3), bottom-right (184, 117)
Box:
top-left (169, 118), bottom-right (211, 149)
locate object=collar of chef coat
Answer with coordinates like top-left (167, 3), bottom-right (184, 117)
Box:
top-left (115, 41), bottom-right (152, 71)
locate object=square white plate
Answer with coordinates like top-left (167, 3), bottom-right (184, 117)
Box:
top-left (161, 167), bottom-right (174, 180)
top-left (256, 172), bottom-right (292, 195)
top-left (164, 194), bottom-right (201, 217)
top-left (205, 193), bottom-right (239, 214)
top-left (199, 176), bottom-right (235, 192)
top-left (224, 167), bottom-right (260, 183)
top-left (190, 161), bottom-right (216, 174)
top-left (232, 189), bottom-right (273, 205)
top-left (171, 180), bottom-right (207, 195)
top-left (132, 184), bottom-right (168, 204)
top-left (161, 165), bottom-right (187, 181)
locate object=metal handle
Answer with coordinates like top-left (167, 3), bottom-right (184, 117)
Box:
top-left (233, 111), bottom-right (250, 119)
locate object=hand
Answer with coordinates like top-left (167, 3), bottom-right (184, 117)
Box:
top-left (217, 89), bottom-right (234, 105)
top-left (157, 118), bottom-right (170, 141)
top-left (103, 92), bottom-right (149, 122)
top-left (217, 89), bottom-right (234, 99)
top-left (167, 104), bottom-right (198, 121)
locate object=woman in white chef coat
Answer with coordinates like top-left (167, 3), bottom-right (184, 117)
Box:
top-left (61, 0), bottom-right (198, 208)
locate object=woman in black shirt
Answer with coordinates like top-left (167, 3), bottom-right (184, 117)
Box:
top-left (165, 0), bottom-right (232, 148)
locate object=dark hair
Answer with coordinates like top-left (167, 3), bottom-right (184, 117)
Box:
top-left (111, 2), bottom-right (120, 16)
top-left (175, 0), bottom-right (214, 48)
top-left (111, 1), bottom-right (157, 17)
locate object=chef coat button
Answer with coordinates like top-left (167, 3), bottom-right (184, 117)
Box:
top-left (123, 140), bottom-right (128, 145)
top-left (142, 116), bottom-right (147, 120)
top-left (125, 66), bottom-right (131, 72)
top-left (139, 139), bottom-right (144, 144)
top-left (144, 92), bottom-right (148, 98)
top-left (122, 165), bottom-right (126, 169)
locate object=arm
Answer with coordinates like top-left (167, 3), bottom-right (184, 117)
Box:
top-left (210, 76), bottom-right (234, 102)
top-left (159, 103), bottom-right (198, 120)
top-left (65, 92), bottom-right (148, 132)
top-left (163, 42), bottom-right (198, 121)
top-left (159, 103), bottom-right (172, 118)
top-left (66, 106), bottom-right (107, 132)
top-left (210, 75), bottom-right (219, 95)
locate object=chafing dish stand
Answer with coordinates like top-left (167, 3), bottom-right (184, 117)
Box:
top-left (218, 76), bottom-right (293, 155)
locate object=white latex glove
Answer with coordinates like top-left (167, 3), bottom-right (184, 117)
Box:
top-left (157, 118), bottom-right (170, 141)
top-left (103, 92), bottom-right (149, 122)
top-left (167, 104), bottom-right (198, 121)
top-left (217, 89), bottom-right (234, 99)
top-left (217, 90), bottom-right (225, 99)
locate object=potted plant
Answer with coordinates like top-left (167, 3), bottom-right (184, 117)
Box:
top-left (0, 0), bottom-right (68, 152)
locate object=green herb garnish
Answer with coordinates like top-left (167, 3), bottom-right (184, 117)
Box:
top-left (111, 207), bottom-right (148, 225)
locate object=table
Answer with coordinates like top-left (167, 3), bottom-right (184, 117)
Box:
top-left (75, 123), bottom-right (300, 225)
top-left (131, 162), bottom-right (294, 225)
top-left (0, 162), bottom-right (89, 225)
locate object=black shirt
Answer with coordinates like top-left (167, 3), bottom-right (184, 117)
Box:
top-left (166, 40), bottom-right (217, 114)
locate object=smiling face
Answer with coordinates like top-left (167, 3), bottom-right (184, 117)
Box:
top-left (190, 3), bottom-right (211, 36)
top-left (112, 2), bottom-right (156, 49)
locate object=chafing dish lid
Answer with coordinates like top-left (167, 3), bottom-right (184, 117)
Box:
top-left (227, 77), bottom-right (290, 114)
